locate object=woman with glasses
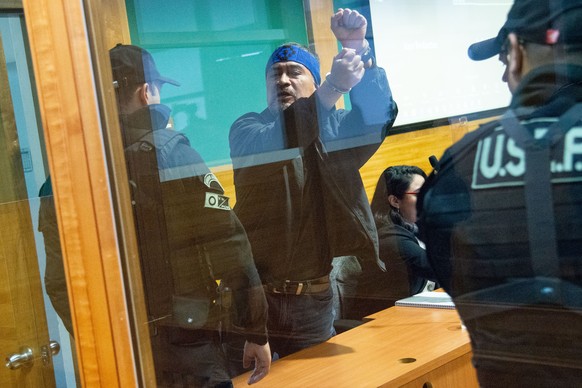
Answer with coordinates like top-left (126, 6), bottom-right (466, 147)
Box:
top-left (368, 166), bottom-right (437, 299)
top-left (342, 165), bottom-right (440, 320)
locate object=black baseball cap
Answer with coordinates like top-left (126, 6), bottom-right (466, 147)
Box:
top-left (468, 0), bottom-right (582, 61)
top-left (110, 44), bottom-right (180, 88)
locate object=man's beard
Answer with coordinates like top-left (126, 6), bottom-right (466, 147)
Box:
top-left (268, 88), bottom-right (296, 113)
top-left (268, 97), bottom-right (294, 113)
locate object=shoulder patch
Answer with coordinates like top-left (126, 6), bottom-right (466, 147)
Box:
top-left (203, 173), bottom-right (224, 191)
top-left (204, 192), bottom-right (230, 211)
top-left (139, 142), bottom-right (154, 152)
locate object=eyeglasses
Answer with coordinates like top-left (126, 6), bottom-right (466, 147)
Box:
top-left (404, 191), bottom-right (419, 196)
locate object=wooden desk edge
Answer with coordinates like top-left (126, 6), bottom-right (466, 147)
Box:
top-left (232, 306), bottom-right (475, 387)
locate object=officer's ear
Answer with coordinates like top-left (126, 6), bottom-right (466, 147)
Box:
top-left (507, 33), bottom-right (525, 90)
top-left (138, 83), bottom-right (149, 105)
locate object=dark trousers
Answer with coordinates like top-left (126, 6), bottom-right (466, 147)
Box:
top-left (151, 326), bottom-right (232, 388)
top-left (266, 287), bottom-right (336, 359)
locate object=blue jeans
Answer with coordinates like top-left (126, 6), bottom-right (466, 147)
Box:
top-left (266, 287), bottom-right (336, 359)
top-left (223, 287), bottom-right (336, 378)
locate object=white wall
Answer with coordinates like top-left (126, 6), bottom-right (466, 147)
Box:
top-left (370, 0), bottom-right (513, 126)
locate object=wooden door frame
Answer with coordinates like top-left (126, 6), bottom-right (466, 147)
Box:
top-left (20, 0), bottom-right (148, 385)
top-left (0, 14), bottom-right (54, 387)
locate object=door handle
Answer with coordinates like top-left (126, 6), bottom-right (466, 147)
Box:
top-left (41, 340), bottom-right (61, 366)
top-left (5, 340), bottom-right (61, 370)
top-left (5, 347), bottom-right (34, 370)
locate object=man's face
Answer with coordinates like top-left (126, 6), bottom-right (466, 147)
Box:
top-left (266, 61), bottom-right (317, 111)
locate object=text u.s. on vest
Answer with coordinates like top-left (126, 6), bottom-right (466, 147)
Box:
top-left (472, 121), bottom-right (582, 189)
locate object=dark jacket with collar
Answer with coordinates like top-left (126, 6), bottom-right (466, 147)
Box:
top-left (377, 222), bottom-right (435, 295)
top-left (347, 221), bottom-right (436, 320)
top-left (418, 64), bottom-right (582, 387)
top-left (229, 66), bottom-right (397, 282)
top-left (122, 104), bottom-right (268, 345)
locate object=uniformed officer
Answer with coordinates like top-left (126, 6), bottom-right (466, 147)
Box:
top-left (110, 44), bottom-right (271, 387)
top-left (418, 1), bottom-right (582, 387)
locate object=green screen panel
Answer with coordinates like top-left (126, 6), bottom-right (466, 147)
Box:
top-left (125, 0), bottom-right (308, 166)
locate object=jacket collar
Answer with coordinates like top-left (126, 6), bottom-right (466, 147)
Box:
top-left (120, 104), bottom-right (172, 145)
top-left (510, 64), bottom-right (582, 112)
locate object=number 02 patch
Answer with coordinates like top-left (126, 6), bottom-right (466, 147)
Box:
top-left (205, 192), bottom-right (230, 211)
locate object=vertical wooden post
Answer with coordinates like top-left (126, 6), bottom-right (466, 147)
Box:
top-left (21, 0), bottom-right (140, 385)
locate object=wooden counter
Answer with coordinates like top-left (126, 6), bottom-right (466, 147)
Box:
top-left (233, 306), bottom-right (478, 388)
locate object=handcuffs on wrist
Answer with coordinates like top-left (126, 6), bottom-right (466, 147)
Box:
top-left (356, 40), bottom-right (374, 68)
top-left (326, 40), bottom-right (376, 94)
top-left (325, 73), bottom-right (351, 94)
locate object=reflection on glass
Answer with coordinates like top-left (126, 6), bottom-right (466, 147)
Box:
top-left (123, 0), bottom-right (400, 379)
top-left (228, 9), bottom-right (397, 359)
top-left (110, 44), bottom-right (270, 386)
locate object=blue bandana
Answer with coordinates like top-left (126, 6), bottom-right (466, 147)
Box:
top-left (265, 44), bottom-right (321, 85)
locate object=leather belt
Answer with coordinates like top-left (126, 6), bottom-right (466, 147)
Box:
top-left (264, 275), bottom-right (330, 295)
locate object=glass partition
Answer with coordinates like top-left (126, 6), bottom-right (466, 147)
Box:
top-left (104, 1), bottom-right (406, 384)
top-left (91, 0), bottom-right (582, 386)
top-left (102, 0), bottom-right (484, 384)
top-left (10, 0), bottom-right (578, 385)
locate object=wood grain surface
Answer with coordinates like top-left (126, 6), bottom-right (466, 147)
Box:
top-left (232, 306), bottom-right (478, 388)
